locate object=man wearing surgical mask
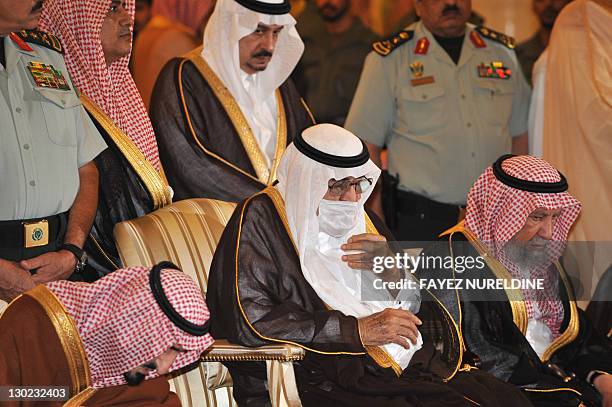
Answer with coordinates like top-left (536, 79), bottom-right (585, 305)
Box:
top-left (207, 123), bottom-right (531, 406)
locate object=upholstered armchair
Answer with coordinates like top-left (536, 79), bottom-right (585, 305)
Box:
top-left (114, 199), bottom-right (304, 407)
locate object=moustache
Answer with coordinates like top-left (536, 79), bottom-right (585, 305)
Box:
top-left (527, 236), bottom-right (550, 250)
top-left (252, 50), bottom-right (273, 58)
top-left (31, 0), bottom-right (44, 13)
top-left (442, 5), bottom-right (461, 15)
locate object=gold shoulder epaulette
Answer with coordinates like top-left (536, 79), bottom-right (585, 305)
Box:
top-left (15, 29), bottom-right (64, 54)
top-left (372, 30), bottom-right (414, 57)
top-left (475, 26), bottom-right (516, 49)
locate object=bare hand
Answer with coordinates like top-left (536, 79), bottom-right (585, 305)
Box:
top-left (358, 308), bottom-right (422, 349)
top-left (0, 258), bottom-right (36, 302)
top-left (594, 374), bottom-right (612, 407)
top-left (341, 233), bottom-right (389, 270)
top-left (21, 250), bottom-right (76, 284)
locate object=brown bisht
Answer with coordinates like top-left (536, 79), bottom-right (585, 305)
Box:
top-left (149, 49), bottom-right (315, 202)
top-left (81, 96), bottom-right (172, 279)
top-left (206, 187), bottom-right (532, 407)
top-left (0, 285), bottom-right (180, 406)
top-left (417, 222), bottom-right (611, 407)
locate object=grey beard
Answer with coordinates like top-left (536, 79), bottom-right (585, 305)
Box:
top-left (503, 238), bottom-right (550, 272)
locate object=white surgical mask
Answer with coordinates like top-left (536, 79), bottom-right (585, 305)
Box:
top-left (318, 200), bottom-right (360, 238)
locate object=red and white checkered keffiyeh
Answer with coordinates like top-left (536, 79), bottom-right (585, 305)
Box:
top-left (465, 155), bottom-right (581, 337)
top-left (39, 0), bottom-right (160, 170)
top-left (46, 267), bottom-right (214, 388)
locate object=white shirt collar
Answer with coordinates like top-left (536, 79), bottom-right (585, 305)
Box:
top-left (240, 69), bottom-right (257, 92)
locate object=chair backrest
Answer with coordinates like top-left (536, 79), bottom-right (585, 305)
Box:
top-left (114, 198), bottom-right (236, 286)
top-left (114, 198), bottom-right (237, 407)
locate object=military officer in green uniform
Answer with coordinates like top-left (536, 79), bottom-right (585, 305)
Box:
top-left (293, 0), bottom-right (377, 125)
top-left (0, 0), bottom-right (107, 302)
top-left (346, 0), bottom-right (531, 243)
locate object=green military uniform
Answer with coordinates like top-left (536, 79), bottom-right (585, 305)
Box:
top-left (0, 31), bottom-right (106, 261)
top-left (515, 31), bottom-right (546, 86)
top-left (294, 17), bottom-right (376, 125)
top-left (345, 21), bottom-right (531, 241)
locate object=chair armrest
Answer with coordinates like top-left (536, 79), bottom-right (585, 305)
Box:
top-left (202, 339), bottom-right (305, 363)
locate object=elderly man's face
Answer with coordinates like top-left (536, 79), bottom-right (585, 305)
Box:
top-left (532, 0), bottom-right (571, 30)
top-left (505, 208), bottom-right (562, 268)
top-left (239, 23), bottom-right (283, 75)
top-left (100, 0), bottom-right (132, 67)
top-left (123, 345), bottom-right (181, 386)
top-left (0, 0), bottom-right (43, 34)
top-left (414, 0), bottom-right (471, 37)
top-left (322, 176), bottom-right (374, 202)
top-left (513, 208), bottom-right (561, 243)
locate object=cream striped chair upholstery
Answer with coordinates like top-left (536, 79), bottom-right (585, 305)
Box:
top-left (114, 198), bottom-right (304, 407)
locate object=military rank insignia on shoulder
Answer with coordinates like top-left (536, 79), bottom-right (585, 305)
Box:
top-left (475, 26), bottom-right (516, 49)
top-left (372, 30), bottom-right (414, 57)
top-left (14, 29), bottom-right (64, 54)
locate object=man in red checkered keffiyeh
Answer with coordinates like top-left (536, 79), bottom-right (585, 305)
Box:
top-left (446, 155), bottom-right (612, 406)
top-left (39, 0), bottom-right (160, 169)
top-left (465, 154), bottom-right (581, 349)
top-left (38, 0), bottom-right (172, 279)
top-left (0, 263), bottom-right (214, 405)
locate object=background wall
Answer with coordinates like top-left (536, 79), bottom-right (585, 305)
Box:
top-left (349, 0), bottom-right (540, 43)
top-left (472, 0), bottom-right (539, 42)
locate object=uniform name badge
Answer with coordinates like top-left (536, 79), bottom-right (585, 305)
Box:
top-left (410, 61), bottom-right (435, 86)
top-left (23, 220), bottom-right (49, 248)
top-left (27, 61), bottom-right (71, 91)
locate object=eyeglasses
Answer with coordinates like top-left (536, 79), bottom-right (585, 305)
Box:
top-left (327, 176), bottom-right (373, 196)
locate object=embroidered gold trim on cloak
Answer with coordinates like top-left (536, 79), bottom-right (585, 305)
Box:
top-left (444, 221), bottom-right (529, 334)
top-left (89, 233), bottom-right (120, 270)
top-left (233, 187), bottom-right (365, 356)
top-left (523, 387), bottom-right (582, 397)
top-left (177, 59), bottom-right (261, 184)
top-left (365, 213), bottom-right (464, 380)
top-left (80, 95), bottom-right (171, 210)
top-left (268, 92), bottom-right (287, 184)
top-left (186, 49), bottom-right (287, 185)
top-left (300, 97), bottom-right (317, 125)
top-left (540, 262), bottom-right (580, 362)
top-left (365, 345), bottom-right (403, 376)
top-left (25, 285), bottom-right (91, 396)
